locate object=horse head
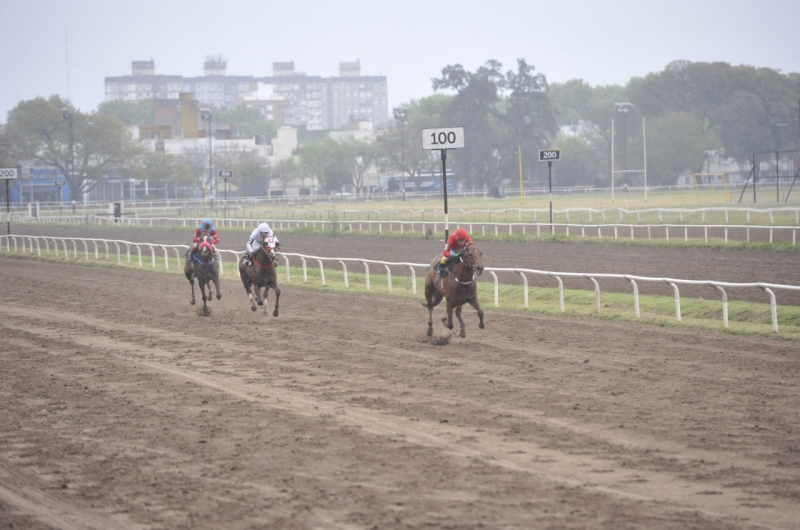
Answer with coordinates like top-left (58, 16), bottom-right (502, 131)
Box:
top-left (260, 237), bottom-right (277, 263)
top-left (197, 241), bottom-right (215, 262)
top-left (459, 243), bottom-right (484, 277)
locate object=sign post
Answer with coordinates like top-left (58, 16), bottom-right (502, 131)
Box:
top-left (539, 150), bottom-right (561, 234)
top-left (55, 180), bottom-right (66, 215)
top-left (1, 167), bottom-right (19, 234)
top-left (219, 170), bottom-right (232, 220)
top-left (422, 127), bottom-right (464, 240)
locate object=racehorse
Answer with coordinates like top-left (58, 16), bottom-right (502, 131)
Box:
top-left (184, 240), bottom-right (221, 313)
top-left (422, 241), bottom-right (485, 338)
top-left (239, 236), bottom-right (281, 317)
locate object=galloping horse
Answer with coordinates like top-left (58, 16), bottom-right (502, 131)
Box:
top-left (422, 241), bottom-right (485, 338)
top-left (184, 240), bottom-right (221, 313)
top-left (239, 236), bottom-right (281, 317)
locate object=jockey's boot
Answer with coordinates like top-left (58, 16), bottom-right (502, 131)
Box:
top-left (436, 261), bottom-right (448, 278)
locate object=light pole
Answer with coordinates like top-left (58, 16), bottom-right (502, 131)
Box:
top-left (200, 108), bottom-right (214, 207)
top-left (615, 102), bottom-right (633, 187)
top-left (61, 108), bottom-right (74, 206)
top-left (393, 107), bottom-right (407, 199)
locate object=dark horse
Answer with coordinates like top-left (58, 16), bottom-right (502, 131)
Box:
top-left (422, 242), bottom-right (485, 338)
top-left (184, 240), bottom-right (221, 313)
top-left (238, 238), bottom-right (281, 316)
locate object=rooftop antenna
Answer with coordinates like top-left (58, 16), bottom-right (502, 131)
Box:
top-left (64, 25), bottom-right (71, 101)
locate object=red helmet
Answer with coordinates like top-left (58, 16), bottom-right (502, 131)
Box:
top-left (455, 228), bottom-right (468, 240)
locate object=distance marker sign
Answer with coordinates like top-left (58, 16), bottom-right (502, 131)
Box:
top-left (0, 168), bottom-right (19, 179)
top-left (539, 149), bottom-right (560, 161)
top-left (422, 127), bottom-right (465, 150)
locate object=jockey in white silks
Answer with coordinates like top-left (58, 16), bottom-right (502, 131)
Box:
top-left (244, 222), bottom-right (280, 265)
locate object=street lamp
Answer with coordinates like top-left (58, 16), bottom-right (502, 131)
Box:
top-left (615, 102), bottom-right (633, 187)
top-left (61, 108), bottom-right (74, 206)
top-left (200, 108), bottom-right (214, 206)
top-left (393, 107), bottom-right (407, 199)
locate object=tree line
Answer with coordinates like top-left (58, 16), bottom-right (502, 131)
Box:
top-left (1, 59), bottom-right (798, 201)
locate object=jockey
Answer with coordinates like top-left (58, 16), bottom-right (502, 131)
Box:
top-left (435, 227), bottom-right (472, 277)
top-left (189, 219), bottom-right (219, 259)
top-left (244, 222), bottom-right (280, 266)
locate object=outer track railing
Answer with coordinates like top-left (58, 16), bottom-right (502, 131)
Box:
top-left (3, 234), bottom-right (799, 333)
top-left (9, 213), bottom-right (798, 245)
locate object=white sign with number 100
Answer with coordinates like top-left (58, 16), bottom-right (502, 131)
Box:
top-left (422, 127), bottom-right (465, 150)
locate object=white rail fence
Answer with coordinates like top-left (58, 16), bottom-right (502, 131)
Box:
top-left (3, 234), bottom-right (799, 334)
top-left (6, 214), bottom-right (800, 245)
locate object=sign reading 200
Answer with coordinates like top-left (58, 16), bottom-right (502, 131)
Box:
top-left (422, 127), bottom-right (465, 150)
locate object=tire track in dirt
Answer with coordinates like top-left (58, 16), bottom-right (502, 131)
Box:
top-left (1, 303), bottom-right (795, 530)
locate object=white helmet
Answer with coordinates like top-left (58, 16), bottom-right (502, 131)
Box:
top-left (258, 222), bottom-right (272, 235)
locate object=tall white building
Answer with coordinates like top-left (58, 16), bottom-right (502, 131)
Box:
top-left (104, 58), bottom-right (389, 131)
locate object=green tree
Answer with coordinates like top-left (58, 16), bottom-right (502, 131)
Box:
top-left (553, 135), bottom-right (598, 187)
top-left (272, 157), bottom-right (301, 196)
top-left (214, 104), bottom-right (277, 140)
top-left (97, 99), bottom-right (155, 126)
top-left (6, 96), bottom-right (142, 201)
top-left (130, 150), bottom-right (195, 199)
top-left (634, 111), bottom-right (722, 185)
top-left (629, 60), bottom-right (800, 159)
top-left (433, 60), bottom-right (505, 190)
top-left (500, 58), bottom-right (558, 186)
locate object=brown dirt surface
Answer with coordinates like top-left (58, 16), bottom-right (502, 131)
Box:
top-left (1, 225), bottom-right (799, 529)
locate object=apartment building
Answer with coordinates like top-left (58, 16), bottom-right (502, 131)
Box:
top-left (104, 57), bottom-right (389, 131)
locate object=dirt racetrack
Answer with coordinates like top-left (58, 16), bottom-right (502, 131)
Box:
top-left (2, 226), bottom-right (800, 529)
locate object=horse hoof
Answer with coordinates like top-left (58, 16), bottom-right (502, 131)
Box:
top-left (426, 328), bottom-right (433, 337)
top-left (191, 300), bottom-right (196, 306)
top-left (460, 330), bottom-right (466, 338)
top-left (272, 310), bottom-right (279, 317)
top-left (217, 295), bottom-right (222, 300)
top-left (479, 323), bottom-right (485, 329)
top-left (257, 301), bottom-right (264, 306)
top-left (251, 306), bottom-right (257, 312)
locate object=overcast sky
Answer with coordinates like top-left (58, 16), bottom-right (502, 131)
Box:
top-left (1, 0), bottom-right (799, 122)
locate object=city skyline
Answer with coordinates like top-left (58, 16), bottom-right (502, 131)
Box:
top-left (2, 0), bottom-right (799, 124)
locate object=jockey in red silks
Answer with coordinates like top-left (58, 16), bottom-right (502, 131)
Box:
top-left (435, 227), bottom-right (472, 277)
top-left (189, 219), bottom-right (219, 260)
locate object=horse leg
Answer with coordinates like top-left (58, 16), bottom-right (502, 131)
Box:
top-left (261, 286), bottom-right (269, 316)
top-left (469, 298), bottom-right (485, 329)
top-left (241, 274), bottom-right (257, 312)
top-left (271, 281), bottom-right (280, 318)
top-left (455, 304), bottom-right (466, 338)
top-left (213, 275), bottom-right (222, 301)
top-left (186, 275), bottom-right (196, 306)
top-left (441, 300), bottom-right (455, 331)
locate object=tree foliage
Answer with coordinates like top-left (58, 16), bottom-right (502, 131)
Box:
top-left (429, 59), bottom-right (560, 190)
top-left (214, 104), bottom-right (277, 140)
top-left (6, 96), bottom-right (142, 201)
top-left (97, 99), bottom-right (155, 126)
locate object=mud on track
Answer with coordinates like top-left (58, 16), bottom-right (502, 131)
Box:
top-left (1, 255), bottom-right (799, 529)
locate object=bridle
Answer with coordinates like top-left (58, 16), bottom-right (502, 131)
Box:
top-left (452, 245), bottom-right (483, 285)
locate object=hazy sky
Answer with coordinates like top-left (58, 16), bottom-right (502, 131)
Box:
top-left (1, 0), bottom-right (799, 121)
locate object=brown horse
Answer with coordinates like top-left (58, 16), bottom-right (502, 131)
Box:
top-left (184, 241), bottom-right (221, 314)
top-left (238, 238), bottom-right (281, 316)
top-left (422, 242), bottom-right (485, 338)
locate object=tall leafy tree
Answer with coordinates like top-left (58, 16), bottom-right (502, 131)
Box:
top-left (6, 96), bottom-right (141, 201)
top-left (97, 99), bottom-right (155, 126)
top-left (433, 60), bottom-right (506, 190)
top-left (214, 104), bottom-right (277, 140)
top-left (631, 111), bottom-right (722, 185)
